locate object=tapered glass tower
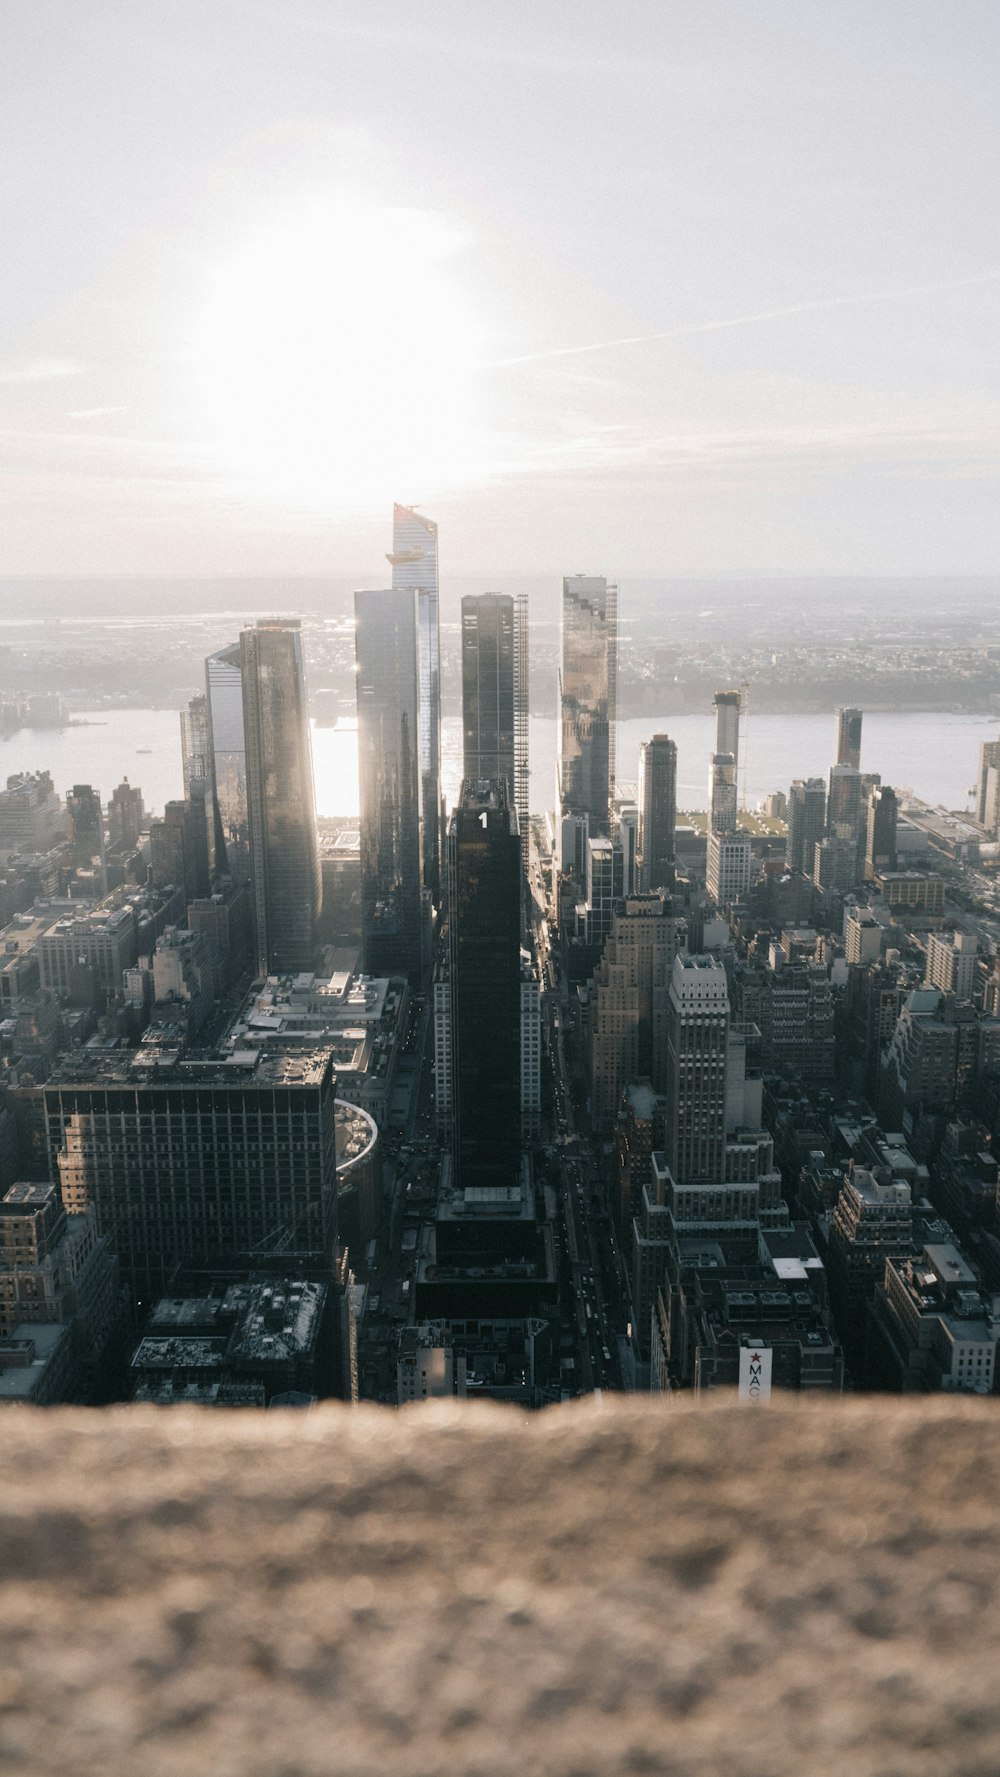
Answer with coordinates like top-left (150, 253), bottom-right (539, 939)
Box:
top-left (240, 619), bottom-right (321, 977)
top-left (205, 644), bottom-right (250, 881)
top-left (355, 587), bottom-right (422, 977)
top-left (557, 574), bottom-right (617, 874)
top-left (387, 505), bottom-right (441, 906)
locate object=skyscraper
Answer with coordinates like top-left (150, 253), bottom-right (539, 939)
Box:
top-left (205, 644), bottom-right (250, 881)
top-left (355, 587), bottom-right (422, 977)
top-left (65, 785), bottom-right (106, 892)
top-left (834, 707), bottom-right (863, 770)
top-left (180, 693), bottom-right (216, 880)
top-left (714, 690), bottom-right (741, 774)
top-left (241, 619), bottom-right (321, 977)
top-left (976, 737), bottom-right (1000, 832)
top-left (461, 593), bottom-right (530, 885)
top-left (708, 754), bottom-right (738, 835)
top-left (447, 779), bottom-right (521, 1190)
top-left (180, 694), bottom-right (212, 797)
top-left (638, 734), bottom-right (677, 891)
top-left (786, 777), bottom-right (827, 874)
top-left (865, 784), bottom-right (898, 881)
top-left (557, 574), bottom-right (618, 875)
top-left (387, 505), bottom-right (441, 905)
top-left (664, 953), bottom-right (730, 1186)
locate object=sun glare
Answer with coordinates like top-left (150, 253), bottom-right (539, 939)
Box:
top-left (193, 202), bottom-right (484, 508)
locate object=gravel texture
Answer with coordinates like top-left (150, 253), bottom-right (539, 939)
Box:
top-left (2, 1397), bottom-right (1000, 1776)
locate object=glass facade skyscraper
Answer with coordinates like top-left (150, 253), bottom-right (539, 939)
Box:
top-left (240, 619), bottom-right (321, 977)
top-left (557, 574), bottom-right (617, 873)
top-left (205, 644), bottom-right (250, 882)
top-left (355, 587), bottom-right (423, 977)
top-left (387, 504), bottom-right (441, 905)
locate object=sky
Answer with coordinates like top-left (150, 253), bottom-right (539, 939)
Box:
top-left (3, 1), bottom-right (999, 578)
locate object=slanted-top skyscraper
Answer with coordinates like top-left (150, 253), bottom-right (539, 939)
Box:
top-left (557, 574), bottom-right (618, 877)
top-left (387, 505), bottom-right (441, 906)
top-left (355, 586), bottom-right (422, 978)
top-left (240, 619), bottom-right (321, 977)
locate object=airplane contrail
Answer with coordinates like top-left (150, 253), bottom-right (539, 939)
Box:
top-left (484, 271), bottom-right (1000, 370)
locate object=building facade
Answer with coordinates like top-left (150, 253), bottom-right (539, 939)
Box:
top-left (638, 734), bottom-right (677, 892)
top-left (241, 620), bottom-right (321, 977)
top-left (557, 575), bottom-right (617, 875)
top-left (355, 586), bottom-right (423, 978)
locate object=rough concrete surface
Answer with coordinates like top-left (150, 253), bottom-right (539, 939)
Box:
top-left (2, 1399), bottom-right (1000, 1776)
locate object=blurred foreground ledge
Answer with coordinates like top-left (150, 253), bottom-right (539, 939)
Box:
top-left (2, 1398), bottom-right (1000, 1776)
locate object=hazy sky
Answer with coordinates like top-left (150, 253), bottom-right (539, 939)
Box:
top-left (3, 2), bottom-right (999, 577)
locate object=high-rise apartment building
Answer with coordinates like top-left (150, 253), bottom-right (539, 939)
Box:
top-left (664, 954), bottom-right (731, 1186)
top-left (828, 763), bottom-right (863, 850)
top-left (241, 620), bottom-right (321, 977)
top-left (557, 575), bottom-right (617, 875)
top-left (925, 931), bottom-right (978, 1001)
top-left (976, 738), bottom-right (1000, 834)
top-left (107, 779), bottom-right (144, 853)
top-left (638, 734), bottom-right (677, 891)
top-left (707, 829), bottom-right (753, 905)
top-left (834, 707), bottom-right (863, 770)
top-left (205, 644), bottom-right (250, 881)
top-left (0, 772), bottom-right (64, 862)
top-left (587, 894), bottom-right (686, 1133)
top-left (460, 593), bottom-right (529, 874)
top-left (708, 754), bottom-right (738, 836)
top-left (66, 785), bottom-right (106, 892)
top-left (786, 778), bottom-right (827, 874)
top-left (355, 587), bottom-right (422, 978)
top-left (387, 505), bottom-right (441, 905)
top-left (714, 690), bottom-right (741, 774)
top-left (447, 780), bottom-right (521, 1190)
top-left (865, 784), bottom-right (898, 881)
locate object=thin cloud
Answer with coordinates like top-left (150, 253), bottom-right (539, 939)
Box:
top-left (66, 406), bottom-right (130, 420)
top-left (0, 358), bottom-right (89, 387)
top-left (485, 272), bottom-right (1000, 371)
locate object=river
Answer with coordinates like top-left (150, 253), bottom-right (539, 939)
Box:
top-left (0, 705), bottom-right (994, 823)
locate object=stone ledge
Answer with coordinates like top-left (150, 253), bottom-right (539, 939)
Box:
top-left (2, 1398), bottom-right (1000, 1776)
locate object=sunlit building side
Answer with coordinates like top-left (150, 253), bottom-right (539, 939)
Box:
top-left (240, 619), bottom-right (321, 977)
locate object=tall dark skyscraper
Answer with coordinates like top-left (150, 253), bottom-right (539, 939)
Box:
top-left (355, 587), bottom-right (422, 978)
top-left (66, 784), bottom-right (106, 892)
top-left (205, 643), bottom-right (250, 881)
top-left (786, 777), bottom-right (827, 875)
top-left (240, 619), bottom-right (321, 977)
top-left (638, 734), bottom-right (677, 891)
top-left (448, 779), bottom-right (521, 1190)
top-left (865, 784), bottom-right (898, 881)
top-left (461, 593), bottom-right (529, 870)
top-left (387, 505), bottom-right (441, 906)
top-left (834, 706), bottom-right (863, 770)
top-left (557, 574), bottom-right (617, 874)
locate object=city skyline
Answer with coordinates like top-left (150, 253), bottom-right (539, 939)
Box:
top-left (3, 3), bottom-right (999, 579)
